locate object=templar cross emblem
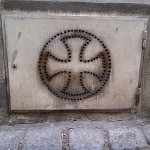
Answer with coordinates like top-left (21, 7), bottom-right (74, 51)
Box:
top-left (38, 29), bottom-right (111, 101)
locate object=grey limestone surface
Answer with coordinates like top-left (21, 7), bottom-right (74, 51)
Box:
top-left (0, 127), bottom-right (62, 150)
top-left (69, 128), bottom-right (104, 150)
top-left (143, 125), bottom-right (150, 144)
top-left (0, 119), bottom-right (150, 150)
top-left (0, 130), bottom-right (25, 150)
top-left (0, 0), bottom-right (150, 120)
top-left (23, 128), bottom-right (62, 150)
top-left (109, 127), bottom-right (148, 150)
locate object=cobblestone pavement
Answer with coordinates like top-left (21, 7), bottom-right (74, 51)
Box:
top-left (1, 119), bottom-right (150, 150)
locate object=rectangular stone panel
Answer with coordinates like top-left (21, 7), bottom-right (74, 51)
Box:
top-left (2, 13), bottom-right (147, 111)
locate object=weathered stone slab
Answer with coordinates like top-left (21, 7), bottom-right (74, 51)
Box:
top-left (109, 127), bottom-right (148, 150)
top-left (3, 13), bottom-right (147, 111)
top-left (143, 125), bottom-right (150, 143)
top-left (69, 128), bottom-right (104, 150)
top-left (23, 127), bottom-right (62, 150)
top-left (0, 130), bottom-right (24, 150)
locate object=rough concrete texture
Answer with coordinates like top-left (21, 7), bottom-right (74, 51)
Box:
top-left (3, 1), bottom-right (150, 15)
top-left (4, 0), bottom-right (150, 5)
top-left (69, 128), bottom-right (104, 150)
top-left (141, 15), bottom-right (150, 111)
top-left (0, 108), bottom-right (8, 125)
top-left (0, 3), bottom-right (6, 107)
top-left (0, 119), bottom-right (150, 150)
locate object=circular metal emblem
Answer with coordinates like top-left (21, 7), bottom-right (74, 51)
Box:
top-left (38, 29), bottom-right (111, 101)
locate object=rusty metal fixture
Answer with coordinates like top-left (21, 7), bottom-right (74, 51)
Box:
top-left (38, 29), bottom-right (111, 101)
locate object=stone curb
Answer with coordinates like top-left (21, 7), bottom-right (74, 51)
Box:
top-left (0, 119), bottom-right (150, 150)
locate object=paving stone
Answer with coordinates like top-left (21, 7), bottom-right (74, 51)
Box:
top-left (109, 127), bottom-right (148, 150)
top-left (23, 127), bottom-right (62, 150)
top-left (69, 128), bottom-right (104, 150)
top-left (0, 130), bottom-right (24, 150)
top-left (143, 125), bottom-right (150, 143)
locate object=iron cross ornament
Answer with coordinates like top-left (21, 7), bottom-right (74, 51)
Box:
top-left (38, 29), bottom-right (111, 101)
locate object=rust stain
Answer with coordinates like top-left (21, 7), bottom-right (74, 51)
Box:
top-left (72, 73), bottom-right (78, 80)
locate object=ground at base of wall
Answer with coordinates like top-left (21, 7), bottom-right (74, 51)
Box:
top-left (0, 119), bottom-right (150, 150)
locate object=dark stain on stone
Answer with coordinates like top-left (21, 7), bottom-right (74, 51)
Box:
top-left (11, 50), bottom-right (17, 68)
top-left (116, 27), bottom-right (118, 33)
top-left (130, 78), bottom-right (132, 84)
top-left (18, 32), bottom-right (21, 40)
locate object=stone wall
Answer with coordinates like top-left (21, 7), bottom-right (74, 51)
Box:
top-left (0, 0), bottom-right (150, 125)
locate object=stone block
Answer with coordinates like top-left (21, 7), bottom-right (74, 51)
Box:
top-left (0, 130), bottom-right (24, 150)
top-left (69, 128), bottom-right (104, 150)
top-left (109, 127), bottom-right (148, 150)
top-left (143, 125), bottom-right (150, 143)
top-left (23, 127), bottom-right (62, 150)
top-left (3, 13), bottom-right (148, 111)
